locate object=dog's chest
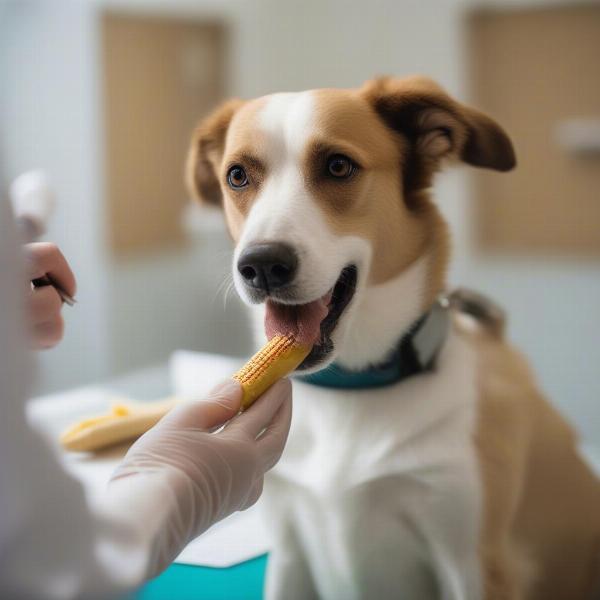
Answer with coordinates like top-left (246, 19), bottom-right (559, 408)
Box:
top-left (274, 330), bottom-right (481, 494)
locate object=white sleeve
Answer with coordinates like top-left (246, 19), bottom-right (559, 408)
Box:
top-left (0, 200), bottom-right (150, 599)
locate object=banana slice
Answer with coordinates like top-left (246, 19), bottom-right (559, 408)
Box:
top-left (60, 397), bottom-right (179, 452)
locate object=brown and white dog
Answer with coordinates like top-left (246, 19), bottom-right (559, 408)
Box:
top-left (186, 77), bottom-right (600, 600)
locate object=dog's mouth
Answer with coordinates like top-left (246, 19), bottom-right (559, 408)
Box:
top-left (264, 266), bottom-right (358, 370)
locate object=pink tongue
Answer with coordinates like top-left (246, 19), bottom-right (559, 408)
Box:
top-left (265, 293), bottom-right (331, 347)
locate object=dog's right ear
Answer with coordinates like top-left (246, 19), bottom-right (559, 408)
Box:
top-left (186, 99), bottom-right (245, 206)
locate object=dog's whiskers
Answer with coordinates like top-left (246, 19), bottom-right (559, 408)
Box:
top-left (213, 273), bottom-right (237, 311)
top-left (222, 279), bottom-right (237, 310)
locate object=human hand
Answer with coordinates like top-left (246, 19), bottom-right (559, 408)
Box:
top-left (107, 378), bottom-right (292, 577)
top-left (24, 242), bottom-right (76, 349)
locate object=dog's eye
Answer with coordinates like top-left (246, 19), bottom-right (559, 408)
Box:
top-left (227, 165), bottom-right (249, 189)
top-left (326, 155), bottom-right (355, 179)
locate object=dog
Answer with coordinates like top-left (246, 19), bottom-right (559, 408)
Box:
top-left (186, 76), bottom-right (600, 599)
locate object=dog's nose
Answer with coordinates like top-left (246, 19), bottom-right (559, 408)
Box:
top-left (237, 243), bottom-right (298, 292)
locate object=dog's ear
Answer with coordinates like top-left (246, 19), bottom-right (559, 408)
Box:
top-left (361, 76), bottom-right (515, 195)
top-left (186, 99), bottom-right (245, 206)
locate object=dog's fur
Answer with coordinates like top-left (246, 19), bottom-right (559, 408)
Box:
top-left (187, 77), bottom-right (600, 599)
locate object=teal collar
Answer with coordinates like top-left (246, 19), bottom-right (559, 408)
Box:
top-left (297, 296), bottom-right (451, 390)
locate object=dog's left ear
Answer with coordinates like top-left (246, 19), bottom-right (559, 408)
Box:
top-left (361, 76), bottom-right (515, 192)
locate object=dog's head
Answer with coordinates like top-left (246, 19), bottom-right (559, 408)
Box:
top-left (187, 76), bottom-right (515, 372)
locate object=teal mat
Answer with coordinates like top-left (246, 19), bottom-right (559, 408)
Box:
top-left (133, 555), bottom-right (267, 600)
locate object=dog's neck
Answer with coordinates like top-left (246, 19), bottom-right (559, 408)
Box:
top-left (335, 254), bottom-right (432, 370)
top-left (336, 207), bottom-right (449, 371)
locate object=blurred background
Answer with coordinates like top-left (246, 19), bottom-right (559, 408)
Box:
top-left (1, 0), bottom-right (598, 444)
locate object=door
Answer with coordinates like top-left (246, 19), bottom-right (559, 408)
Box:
top-left (468, 5), bottom-right (600, 255)
top-left (102, 13), bottom-right (226, 256)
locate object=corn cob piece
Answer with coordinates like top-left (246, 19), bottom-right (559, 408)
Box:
top-left (60, 397), bottom-right (179, 452)
top-left (233, 334), bottom-right (310, 410)
top-left (61, 336), bottom-right (308, 453)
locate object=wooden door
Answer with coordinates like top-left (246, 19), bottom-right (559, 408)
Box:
top-left (102, 13), bottom-right (225, 256)
top-left (468, 5), bottom-right (600, 255)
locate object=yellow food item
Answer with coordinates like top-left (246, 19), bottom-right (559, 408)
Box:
top-left (60, 397), bottom-right (179, 452)
top-left (233, 334), bottom-right (310, 410)
top-left (61, 337), bottom-right (308, 452)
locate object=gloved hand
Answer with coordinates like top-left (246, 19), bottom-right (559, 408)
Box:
top-left (104, 378), bottom-right (292, 578)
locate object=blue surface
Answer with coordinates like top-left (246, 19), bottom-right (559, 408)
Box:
top-left (133, 555), bottom-right (267, 600)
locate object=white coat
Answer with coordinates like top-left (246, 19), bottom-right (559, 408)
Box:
top-left (0, 198), bottom-right (147, 599)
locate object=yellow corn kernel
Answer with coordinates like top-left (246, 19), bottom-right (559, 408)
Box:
top-left (233, 334), bottom-right (310, 409)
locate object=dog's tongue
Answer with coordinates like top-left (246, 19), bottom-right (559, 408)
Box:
top-left (265, 293), bottom-right (331, 347)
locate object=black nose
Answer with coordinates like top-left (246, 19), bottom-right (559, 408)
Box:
top-left (237, 243), bottom-right (298, 292)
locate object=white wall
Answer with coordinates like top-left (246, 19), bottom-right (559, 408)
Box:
top-left (107, 234), bottom-right (252, 376)
top-left (232, 0), bottom-right (464, 96)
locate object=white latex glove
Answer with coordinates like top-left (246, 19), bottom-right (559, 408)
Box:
top-left (104, 378), bottom-right (292, 578)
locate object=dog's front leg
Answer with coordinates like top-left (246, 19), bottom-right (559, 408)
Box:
top-left (263, 514), bottom-right (318, 600)
top-left (262, 475), bottom-right (319, 600)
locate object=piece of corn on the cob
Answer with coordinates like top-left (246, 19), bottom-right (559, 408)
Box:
top-left (60, 336), bottom-right (308, 452)
top-left (233, 334), bottom-right (310, 409)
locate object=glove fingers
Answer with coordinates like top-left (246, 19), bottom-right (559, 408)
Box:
top-left (227, 378), bottom-right (292, 439)
top-left (255, 394), bottom-right (293, 472)
top-left (163, 380), bottom-right (242, 431)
